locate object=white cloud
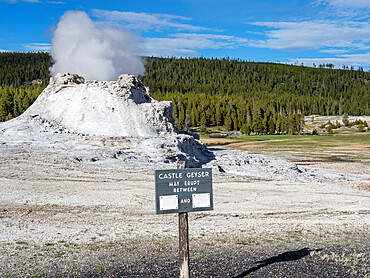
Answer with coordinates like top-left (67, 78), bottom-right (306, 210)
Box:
top-left (319, 49), bottom-right (348, 54)
top-left (141, 33), bottom-right (249, 57)
top-left (0, 49), bottom-right (10, 52)
top-left (1, 0), bottom-right (66, 3)
top-left (1, 0), bottom-right (39, 3)
top-left (91, 9), bottom-right (209, 32)
top-left (313, 0), bottom-right (370, 19)
top-left (249, 20), bottom-right (370, 51)
top-left (23, 43), bottom-right (51, 51)
top-left (289, 52), bottom-right (370, 69)
top-left (46, 1), bottom-right (65, 4)
top-left (316, 0), bottom-right (370, 9)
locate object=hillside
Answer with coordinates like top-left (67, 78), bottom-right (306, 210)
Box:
top-left (0, 52), bottom-right (51, 87)
top-left (140, 57), bottom-right (369, 134)
top-left (0, 52), bottom-right (50, 121)
top-left (0, 53), bottom-right (369, 134)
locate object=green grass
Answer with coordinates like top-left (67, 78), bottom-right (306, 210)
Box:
top-left (96, 265), bottom-right (106, 273)
top-left (31, 275), bottom-right (46, 278)
top-left (202, 133), bottom-right (369, 149)
top-left (203, 133), bottom-right (369, 146)
top-left (200, 131), bottom-right (370, 162)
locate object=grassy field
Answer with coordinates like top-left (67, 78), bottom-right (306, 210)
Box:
top-left (196, 115), bottom-right (370, 163)
top-left (199, 131), bottom-right (370, 163)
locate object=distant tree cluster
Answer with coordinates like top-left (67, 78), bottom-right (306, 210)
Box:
top-left (0, 52), bottom-right (50, 121)
top-left (157, 91), bottom-right (304, 134)
top-left (321, 114), bottom-right (369, 134)
top-left (140, 57), bottom-right (369, 134)
top-left (0, 84), bottom-right (45, 121)
top-left (0, 52), bottom-right (51, 87)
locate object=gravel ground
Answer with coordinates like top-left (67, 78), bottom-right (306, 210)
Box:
top-left (0, 141), bottom-right (369, 277)
top-left (1, 234), bottom-right (368, 277)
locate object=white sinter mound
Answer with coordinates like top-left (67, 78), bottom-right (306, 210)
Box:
top-left (24, 73), bottom-right (174, 137)
top-left (0, 73), bottom-right (361, 182)
top-left (0, 73), bottom-right (212, 168)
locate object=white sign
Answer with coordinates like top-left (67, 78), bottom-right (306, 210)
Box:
top-left (192, 193), bottom-right (211, 208)
top-left (160, 195), bottom-right (179, 210)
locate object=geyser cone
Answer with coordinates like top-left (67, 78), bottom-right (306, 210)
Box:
top-left (2, 73), bottom-right (213, 167)
top-left (23, 73), bottom-right (176, 137)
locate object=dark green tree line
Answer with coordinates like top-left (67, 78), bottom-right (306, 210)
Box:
top-left (0, 52), bottom-right (51, 87)
top-left (0, 52), bottom-right (50, 121)
top-left (140, 57), bottom-right (369, 134)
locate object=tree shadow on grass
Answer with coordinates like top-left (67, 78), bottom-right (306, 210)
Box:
top-left (234, 247), bottom-right (322, 278)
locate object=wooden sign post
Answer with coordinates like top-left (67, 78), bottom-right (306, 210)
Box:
top-left (179, 211), bottom-right (189, 278)
top-left (154, 161), bottom-right (213, 278)
top-left (177, 161), bottom-right (189, 278)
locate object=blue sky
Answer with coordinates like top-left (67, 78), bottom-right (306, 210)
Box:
top-left (1, 0), bottom-right (370, 70)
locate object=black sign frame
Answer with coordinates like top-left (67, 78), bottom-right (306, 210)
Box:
top-left (155, 168), bottom-right (213, 214)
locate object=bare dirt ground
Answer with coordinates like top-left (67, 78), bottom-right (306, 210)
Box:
top-left (0, 147), bottom-right (369, 277)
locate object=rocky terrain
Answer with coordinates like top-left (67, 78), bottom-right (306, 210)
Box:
top-left (0, 73), bottom-right (369, 277)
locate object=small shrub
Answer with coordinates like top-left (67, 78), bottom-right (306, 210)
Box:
top-left (343, 113), bottom-right (350, 126)
top-left (96, 266), bottom-right (106, 273)
top-left (355, 119), bottom-right (363, 125)
top-left (327, 125), bottom-right (333, 135)
top-left (327, 120), bottom-right (335, 129)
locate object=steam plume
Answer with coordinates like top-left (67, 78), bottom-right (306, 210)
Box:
top-left (50, 11), bottom-right (145, 81)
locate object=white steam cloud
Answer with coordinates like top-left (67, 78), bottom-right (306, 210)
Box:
top-left (50, 11), bottom-right (145, 81)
